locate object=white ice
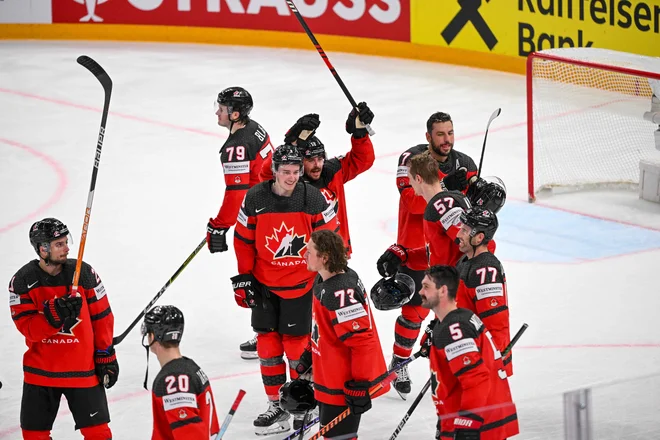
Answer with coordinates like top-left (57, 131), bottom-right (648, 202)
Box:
top-left (1, 41), bottom-right (659, 439)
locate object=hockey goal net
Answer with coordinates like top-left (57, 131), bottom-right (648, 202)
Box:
top-left (527, 48), bottom-right (660, 202)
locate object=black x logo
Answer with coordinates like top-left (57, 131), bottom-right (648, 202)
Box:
top-left (441, 0), bottom-right (497, 50)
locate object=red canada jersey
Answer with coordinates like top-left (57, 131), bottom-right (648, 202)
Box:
top-left (8, 259), bottom-right (114, 388)
top-left (260, 136), bottom-right (375, 256)
top-left (456, 252), bottom-right (512, 376)
top-left (406, 191), bottom-right (470, 271)
top-left (429, 309), bottom-right (518, 439)
top-left (396, 145), bottom-right (478, 249)
top-left (311, 269), bottom-right (389, 406)
top-left (151, 357), bottom-right (219, 440)
top-left (211, 119), bottom-right (274, 229)
top-left (234, 181), bottom-right (339, 299)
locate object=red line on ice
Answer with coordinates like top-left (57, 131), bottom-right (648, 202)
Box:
top-left (0, 138), bottom-right (68, 234)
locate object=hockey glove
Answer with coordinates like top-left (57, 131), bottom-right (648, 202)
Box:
top-left (207, 220), bottom-right (229, 253)
top-left (344, 380), bottom-right (372, 415)
top-left (453, 415), bottom-right (482, 440)
top-left (95, 346), bottom-right (119, 389)
top-left (295, 342), bottom-right (313, 380)
top-left (376, 244), bottom-right (408, 277)
top-left (345, 102), bottom-right (374, 139)
top-left (284, 113), bottom-right (320, 144)
top-left (43, 295), bottom-right (83, 329)
top-left (420, 318), bottom-right (438, 358)
top-left (231, 274), bottom-right (260, 308)
top-left (442, 167), bottom-right (469, 192)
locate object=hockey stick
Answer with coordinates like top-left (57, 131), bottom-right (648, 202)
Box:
top-left (71, 56), bottom-right (112, 296)
top-left (387, 323), bottom-right (528, 439)
top-left (283, 0), bottom-right (375, 136)
top-left (282, 351), bottom-right (424, 440)
top-left (388, 377), bottom-right (432, 440)
top-left (476, 108), bottom-right (501, 179)
top-left (112, 238), bottom-right (206, 345)
top-left (215, 389), bottom-right (246, 439)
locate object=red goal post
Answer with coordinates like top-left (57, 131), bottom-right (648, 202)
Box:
top-left (527, 48), bottom-right (660, 203)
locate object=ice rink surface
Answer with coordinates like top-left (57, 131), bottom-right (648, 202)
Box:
top-left (1, 41), bottom-right (659, 439)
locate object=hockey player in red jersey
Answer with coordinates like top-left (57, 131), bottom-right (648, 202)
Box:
top-left (9, 218), bottom-right (117, 440)
top-left (142, 305), bottom-right (220, 440)
top-left (232, 144), bottom-right (339, 435)
top-left (205, 86), bottom-right (274, 360)
top-left (383, 112), bottom-right (479, 398)
top-left (377, 150), bottom-right (471, 399)
top-left (292, 230), bottom-right (389, 439)
top-left (455, 209), bottom-right (513, 377)
top-left (260, 104), bottom-right (375, 256)
top-left (419, 265), bottom-right (518, 440)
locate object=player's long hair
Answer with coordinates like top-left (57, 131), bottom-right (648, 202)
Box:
top-left (409, 150), bottom-right (440, 184)
top-left (311, 230), bottom-right (348, 274)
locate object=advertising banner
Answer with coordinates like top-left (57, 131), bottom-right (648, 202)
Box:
top-left (0, 0), bottom-right (52, 23)
top-left (411, 0), bottom-right (660, 59)
top-left (51, 0), bottom-right (410, 41)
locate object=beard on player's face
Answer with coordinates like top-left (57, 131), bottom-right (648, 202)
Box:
top-left (430, 138), bottom-right (453, 157)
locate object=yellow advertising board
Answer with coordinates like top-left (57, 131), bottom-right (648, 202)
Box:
top-left (412, 0), bottom-right (660, 59)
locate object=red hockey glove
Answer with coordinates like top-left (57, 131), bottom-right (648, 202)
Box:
top-left (43, 295), bottom-right (83, 329)
top-left (376, 244), bottom-right (408, 277)
top-left (420, 318), bottom-right (438, 358)
top-left (344, 380), bottom-right (372, 415)
top-left (345, 102), bottom-right (374, 139)
top-left (95, 346), bottom-right (119, 389)
top-left (207, 219), bottom-right (229, 253)
top-left (231, 274), bottom-right (259, 308)
top-left (284, 113), bottom-right (320, 144)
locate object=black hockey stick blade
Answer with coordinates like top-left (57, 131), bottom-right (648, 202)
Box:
top-left (477, 108), bottom-right (502, 179)
top-left (77, 55), bottom-right (112, 92)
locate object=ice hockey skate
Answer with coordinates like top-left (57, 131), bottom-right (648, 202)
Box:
top-left (240, 334), bottom-right (258, 360)
top-left (389, 354), bottom-right (411, 400)
top-left (253, 400), bottom-right (290, 436)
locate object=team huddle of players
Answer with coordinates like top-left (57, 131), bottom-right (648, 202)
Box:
top-left (8, 85), bottom-right (519, 440)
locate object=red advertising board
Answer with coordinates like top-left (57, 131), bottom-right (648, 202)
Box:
top-left (52, 0), bottom-right (409, 41)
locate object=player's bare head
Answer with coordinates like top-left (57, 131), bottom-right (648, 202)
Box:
top-left (408, 150), bottom-right (440, 186)
top-left (426, 112), bottom-right (454, 158)
top-left (423, 265), bottom-right (459, 303)
top-left (309, 230), bottom-right (348, 273)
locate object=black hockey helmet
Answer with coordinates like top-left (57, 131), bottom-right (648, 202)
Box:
top-left (298, 136), bottom-right (326, 160)
top-left (370, 272), bottom-right (416, 311)
top-left (272, 143), bottom-right (304, 172)
top-left (460, 208), bottom-right (498, 244)
top-left (216, 86), bottom-right (253, 120)
top-left (466, 176), bottom-right (506, 214)
top-left (279, 379), bottom-right (317, 415)
top-left (29, 218), bottom-right (70, 255)
top-left (142, 305), bottom-right (185, 345)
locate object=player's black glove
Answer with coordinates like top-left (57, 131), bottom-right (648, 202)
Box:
top-left (284, 113), bottom-right (320, 144)
top-left (231, 274), bottom-right (260, 308)
top-left (295, 342), bottom-right (313, 380)
top-left (207, 220), bottom-right (229, 253)
top-left (376, 244), bottom-right (407, 277)
top-left (43, 295), bottom-right (83, 329)
top-left (95, 345), bottom-right (119, 389)
top-left (443, 167), bottom-right (469, 191)
top-left (453, 415), bottom-right (482, 440)
top-left (345, 102), bottom-right (374, 138)
top-left (420, 318), bottom-right (438, 358)
top-left (344, 380), bottom-right (372, 415)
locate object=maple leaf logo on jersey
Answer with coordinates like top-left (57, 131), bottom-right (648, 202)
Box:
top-left (430, 370), bottom-right (440, 401)
top-left (265, 222), bottom-right (307, 259)
top-left (58, 316), bottom-right (83, 337)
